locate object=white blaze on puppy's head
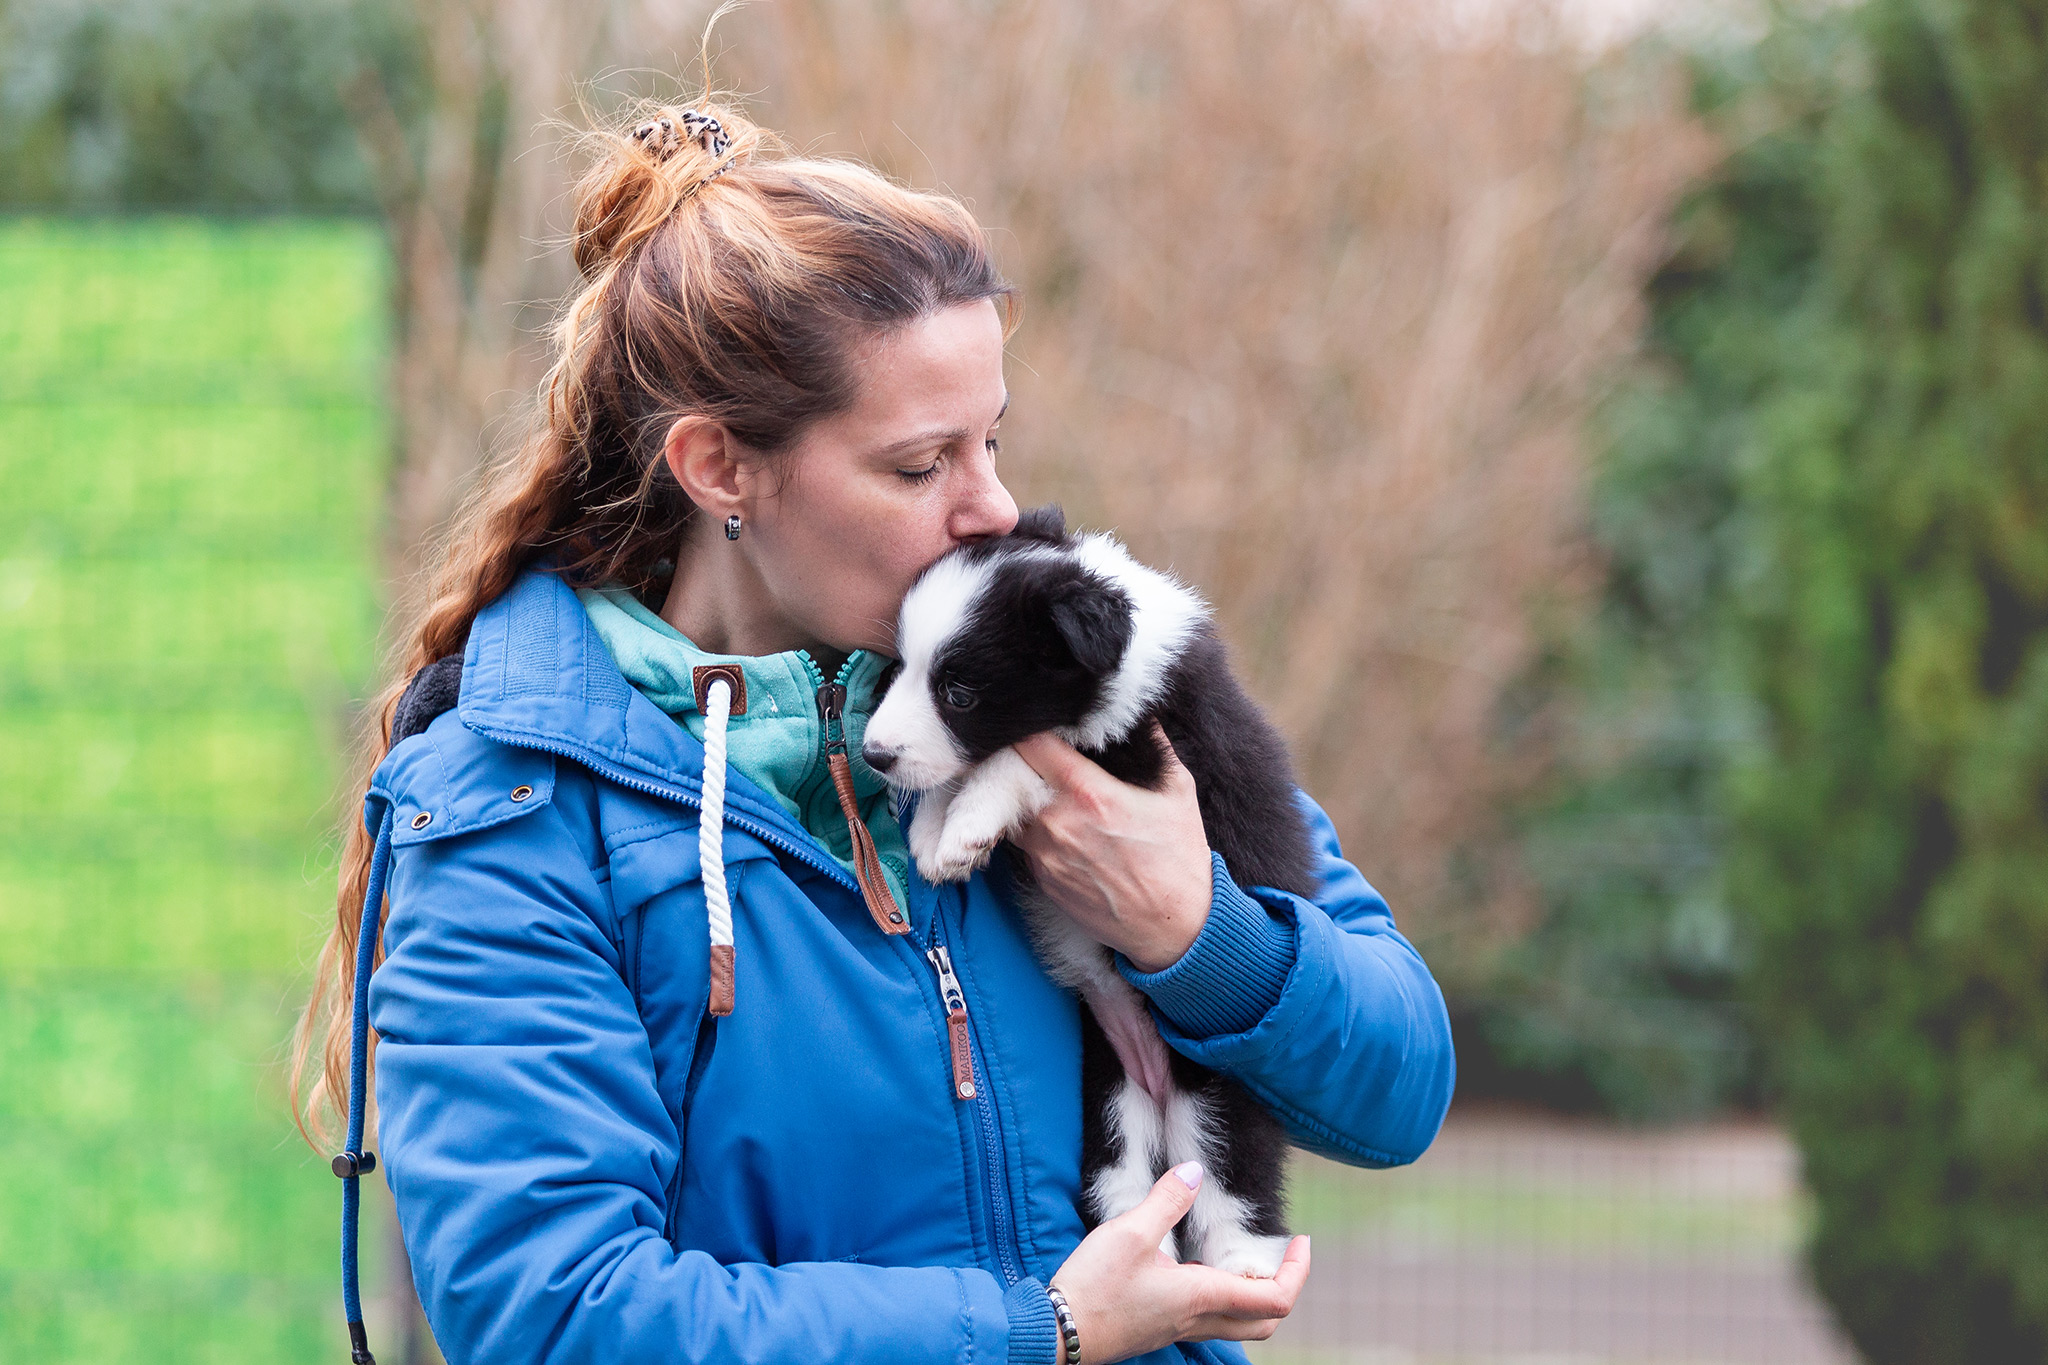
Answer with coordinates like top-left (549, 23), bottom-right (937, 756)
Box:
top-left (863, 552), bottom-right (995, 790)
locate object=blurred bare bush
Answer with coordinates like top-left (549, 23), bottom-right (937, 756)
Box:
top-left (740, 0), bottom-right (1714, 973)
top-left (363, 0), bottom-right (1711, 980)
top-left (340, 0), bottom-right (662, 582)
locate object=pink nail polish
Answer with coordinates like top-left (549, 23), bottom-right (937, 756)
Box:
top-left (1173, 1160), bottom-right (1203, 1189)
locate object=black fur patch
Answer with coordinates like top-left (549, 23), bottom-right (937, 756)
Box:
top-left (1050, 579), bottom-right (1133, 676)
top-left (957, 503), bottom-right (1069, 565)
top-left (928, 555), bottom-right (1131, 765)
top-left (1010, 503), bottom-right (1068, 543)
top-left (1097, 628), bottom-right (1318, 896)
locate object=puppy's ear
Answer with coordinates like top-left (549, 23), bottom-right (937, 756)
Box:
top-left (1050, 579), bottom-right (1134, 675)
top-left (1013, 504), bottom-right (1068, 542)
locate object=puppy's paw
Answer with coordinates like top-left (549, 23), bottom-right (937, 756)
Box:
top-left (920, 825), bottom-right (1001, 882)
top-left (919, 787), bottom-right (1023, 882)
top-left (1200, 1231), bottom-right (1292, 1279)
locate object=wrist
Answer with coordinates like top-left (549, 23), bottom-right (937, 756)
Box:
top-left (1117, 852), bottom-right (1298, 1036)
top-left (1123, 850), bottom-right (1215, 973)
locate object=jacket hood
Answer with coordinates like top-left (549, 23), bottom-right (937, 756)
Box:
top-left (371, 566), bottom-right (807, 848)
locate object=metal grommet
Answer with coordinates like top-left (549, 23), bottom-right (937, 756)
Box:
top-left (510, 785), bottom-right (533, 803)
top-left (410, 811), bottom-right (432, 830)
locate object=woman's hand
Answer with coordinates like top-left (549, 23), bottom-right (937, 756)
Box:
top-left (1010, 726), bottom-right (1213, 973)
top-left (1050, 1162), bottom-right (1311, 1363)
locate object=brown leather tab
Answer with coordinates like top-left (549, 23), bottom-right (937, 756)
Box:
top-left (828, 752), bottom-right (910, 935)
top-left (708, 943), bottom-right (735, 1017)
top-left (946, 1008), bottom-right (978, 1100)
top-left (691, 664), bottom-right (747, 717)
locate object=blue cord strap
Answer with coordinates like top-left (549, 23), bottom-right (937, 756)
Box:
top-left (338, 804), bottom-right (394, 1365)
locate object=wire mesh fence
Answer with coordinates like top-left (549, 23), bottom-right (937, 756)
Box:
top-left (1254, 1110), bottom-right (1854, 1365)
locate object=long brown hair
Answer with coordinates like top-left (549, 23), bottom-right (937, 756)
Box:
top-left (292, 92), bottom-right (1017, 1148)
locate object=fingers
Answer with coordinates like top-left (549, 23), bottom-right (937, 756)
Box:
top-left (1187, 1236), bottom-right (1311, 1320)
top-left (1203, 1315), bottom-right (1286, 1343)
top-left (1275, 1233), bottom-right (1312, 1293)
top-left (1116, 1161), bottom-right (1204, 1247)
top-left (1149, 720), bottom-right (1182, 767)
top-left (1012, 732), bottom-right (1094, 791)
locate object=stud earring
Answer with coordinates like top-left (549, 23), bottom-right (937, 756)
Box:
top-left (725, 515), bottom-right (742, 541)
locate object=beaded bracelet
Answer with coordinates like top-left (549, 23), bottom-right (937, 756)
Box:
top-left (1046, 1285), bottom-right (1081, 1364)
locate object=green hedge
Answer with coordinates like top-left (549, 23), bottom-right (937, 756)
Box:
top-left (0, 0), bottom-right (421, 212)
top-left (1733, 0), bottom-right (2048, 1353)
top-left (0, 219), bottom-right (389, 1362)
top-left (1544, 0), bottom-right (2048, 1355)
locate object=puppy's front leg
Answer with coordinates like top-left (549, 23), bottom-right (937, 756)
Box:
top-left (919, 747), bottom-right (1054, 882)
top-left (906, 783), bottom-right (959, 876)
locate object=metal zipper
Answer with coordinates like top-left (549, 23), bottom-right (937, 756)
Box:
top-left (476, 696), bottom-right (1030, 1282)
top-left (816, 662), bottom-right (1021, 1280)
top-left (925, 911), bottom-right (1026, 1287)
top-left (925, 945), bottom-right (979, 1100)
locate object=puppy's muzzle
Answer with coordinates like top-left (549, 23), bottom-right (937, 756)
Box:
top-left (861, 741), bottom-right (900, 776)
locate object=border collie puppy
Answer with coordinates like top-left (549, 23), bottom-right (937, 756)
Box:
top-left (862, 505), bottom-right (1318, 1277)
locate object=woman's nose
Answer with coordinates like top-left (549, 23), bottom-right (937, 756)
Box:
top-left (951, 458), bottom-right (1018, 542)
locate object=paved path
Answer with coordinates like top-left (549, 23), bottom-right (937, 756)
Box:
top-left (1252, 1111), bottom-right (1858, 1365)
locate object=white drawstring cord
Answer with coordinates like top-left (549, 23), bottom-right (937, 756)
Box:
top-left (700, 677), bottom-right (736, 1015)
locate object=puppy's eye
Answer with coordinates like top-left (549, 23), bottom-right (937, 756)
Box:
top-left (941, 682), bottom-right (978, 711)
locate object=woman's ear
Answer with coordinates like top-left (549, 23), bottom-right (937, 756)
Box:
top-left (662, 415), bottom-right (754, 517)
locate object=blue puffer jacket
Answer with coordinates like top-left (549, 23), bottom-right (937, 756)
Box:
top-left (363, 567), bottom-right (1455, 1365)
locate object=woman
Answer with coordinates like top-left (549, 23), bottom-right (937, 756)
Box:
top-left (297, 99), bottom-right (1455, 1365)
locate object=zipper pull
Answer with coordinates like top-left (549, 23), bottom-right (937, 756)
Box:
top-left (815, 680), bottom-right (910, 936)
top-left (817, 682), bottom-right (849, 752)
top-left (925, 945), bottom-right (979, 1101)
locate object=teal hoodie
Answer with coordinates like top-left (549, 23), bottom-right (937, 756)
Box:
top-left (577, 583), bottom-right (912, 911)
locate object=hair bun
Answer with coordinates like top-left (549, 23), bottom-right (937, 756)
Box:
top-left (576, 102), bottom-right (755, 279)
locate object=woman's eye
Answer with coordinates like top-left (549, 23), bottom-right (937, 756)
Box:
top-left (897, 463), bottom-right (942, 485)
top-left (941, 682), bottom-right (978, 711)
top-left (985, 437), bottom-right (1001, 456)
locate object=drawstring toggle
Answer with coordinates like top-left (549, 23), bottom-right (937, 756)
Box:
top-left (330, 1151), bottom-right (376, 1179)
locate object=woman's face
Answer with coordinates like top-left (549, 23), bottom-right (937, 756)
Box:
top-left (743, 299), bottom-right (1018, 657)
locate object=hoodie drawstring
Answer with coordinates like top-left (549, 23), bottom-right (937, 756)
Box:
top-left (699, 676), bottom-right (736, 1016)
top-left (336, 801), bottom-right (394, 1365)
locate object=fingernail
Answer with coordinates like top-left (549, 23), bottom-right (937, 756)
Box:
top-left (1173, 1160), bottom-right (1203, 1189)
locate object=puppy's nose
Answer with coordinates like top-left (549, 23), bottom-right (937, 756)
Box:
top-left (861, 742), bottom-right (899, 775)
